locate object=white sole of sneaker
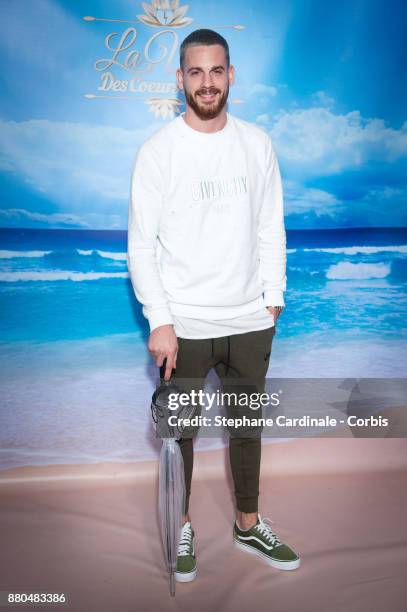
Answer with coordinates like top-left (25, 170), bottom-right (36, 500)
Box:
top-left (174, 567), bottom-right (197, 583)
top-left (234, 537), bottom-right (301, 571)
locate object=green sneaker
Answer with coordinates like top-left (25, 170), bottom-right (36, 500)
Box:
top-left (233, 514), bottom-right (300, 570)
top-left (175, 521), bottom-right (197, 582)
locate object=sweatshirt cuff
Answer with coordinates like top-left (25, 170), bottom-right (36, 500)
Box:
top-left (143, 305), bottom-right (174, 333)
top-left (263, 290), bottom-right (285, 308)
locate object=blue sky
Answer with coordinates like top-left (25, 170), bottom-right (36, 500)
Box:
top-left (0, 0), bottom-right (406, 229)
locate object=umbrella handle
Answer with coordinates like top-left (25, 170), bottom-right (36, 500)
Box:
top-left (160, 357), bottom-right (173, 382)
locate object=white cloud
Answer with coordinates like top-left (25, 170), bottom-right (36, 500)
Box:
top-left (256, 113), bottom-right (271, 126)
top-left (0, 207), bottom-right (125, 230)
top-left (0, 118), bottom-right (160, 210)
top-left (1, 104), bottom-right (406, 229)
top-left (250, 84), bottom-right (278, 97)
top-left (254, 105), bottom-right (407, 223)
top-left (283, 181), bottom-right (343, 216)
top-left (261, 108), bottom-right (407, 171)
top-left (311, 90), bottom-right (335, 109)
top-left (0, 208), bottom-right (90, 228)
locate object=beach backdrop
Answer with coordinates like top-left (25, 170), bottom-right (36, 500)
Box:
top-left (1, 0), bottom-right (406, 470)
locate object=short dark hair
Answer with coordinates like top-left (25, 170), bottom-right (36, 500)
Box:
top-left (180, 29), bottom-right (230, 71)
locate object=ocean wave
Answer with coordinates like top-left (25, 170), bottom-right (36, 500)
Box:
top-left (288, 266), bottom-right (320, 276)
top-left (304, 245), bottom-right (407, 255)
top-left (2, 245), bottom-right (405, 261)
top-left (77, 249), bottom-right (127, 261)
top-left (0, 249), bottom-right (127, 261)
top-left (0, 271), bottom-right (129, 282)
top-left (326, 262), bottom-right (391, 280)
top-left (0, 250), bottom-right (53, 258)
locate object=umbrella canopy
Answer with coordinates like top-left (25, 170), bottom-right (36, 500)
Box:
top-left (151, 361), bottom-right (195, 596)
top-left (158, 438), bottom-right (185, 596)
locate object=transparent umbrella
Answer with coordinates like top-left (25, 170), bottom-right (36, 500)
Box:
top-left (151, 360), bottom-right (194, 596)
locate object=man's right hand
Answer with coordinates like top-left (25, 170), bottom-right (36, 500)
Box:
top-left (148, 324), bottom-right (178, 381)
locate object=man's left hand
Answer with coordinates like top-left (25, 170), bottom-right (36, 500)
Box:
top-left (267, 305), bottom-right (284, 323)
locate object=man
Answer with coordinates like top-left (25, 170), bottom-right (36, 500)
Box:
top-left (127, 28), bottom-right (300, 581)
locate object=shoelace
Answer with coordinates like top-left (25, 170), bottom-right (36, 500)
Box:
top-left (254, 515), bottom-right (282, 547)
top-left (178, 524), bottom-right (193, 556)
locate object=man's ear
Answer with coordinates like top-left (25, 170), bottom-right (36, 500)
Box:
top-left (228, 64), bottom-right (235, 86)
top-left (176, 68), bottom-right (184, 91)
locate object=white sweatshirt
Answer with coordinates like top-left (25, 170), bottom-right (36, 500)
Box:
top-left (172, 307), bottom-right (275, 339)
top-left (127, 111), bottom-right (287, 332)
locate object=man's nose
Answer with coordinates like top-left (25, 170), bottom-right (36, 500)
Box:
top-left (201, 72), bottom-right (214, 88)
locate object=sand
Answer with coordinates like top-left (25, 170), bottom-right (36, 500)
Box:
top-left (1, 438), bottom-right (407, 612)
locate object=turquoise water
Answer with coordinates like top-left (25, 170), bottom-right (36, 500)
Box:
top-left (0, 226), bottom-right (406, 342)
top-left (0, 226), bottom-right (406, 469)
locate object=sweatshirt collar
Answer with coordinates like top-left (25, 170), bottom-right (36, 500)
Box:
top-left (177, 112), bottom-right (232, 140)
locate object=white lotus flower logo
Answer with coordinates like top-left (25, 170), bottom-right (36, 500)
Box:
top-left (146, 97), bottom-right (182, 119)
top-left (138, 0), bottom-right (193, 28)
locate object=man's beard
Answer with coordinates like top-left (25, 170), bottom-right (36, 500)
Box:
top-left (184, 83), bottom-right (229, 120)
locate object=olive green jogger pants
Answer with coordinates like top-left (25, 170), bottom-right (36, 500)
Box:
top-left (172, 325), bottom-right (276, 514)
